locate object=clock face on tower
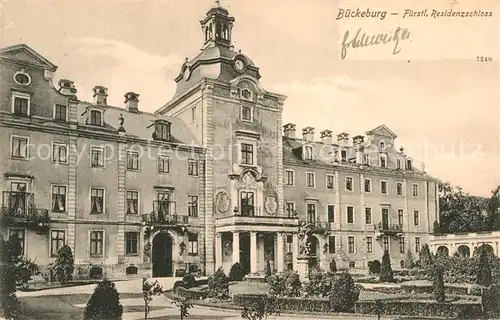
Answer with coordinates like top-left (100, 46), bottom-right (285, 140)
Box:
top-left (234, 59), bottom-right (245, 72)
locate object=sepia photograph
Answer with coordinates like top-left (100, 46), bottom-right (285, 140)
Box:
top-left (0, 0), bottom-right (499, 319)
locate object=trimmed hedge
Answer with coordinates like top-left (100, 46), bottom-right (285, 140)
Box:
top-left (175, 286), bottom-right (209, 300)
top-left (355, 300), bottom-right (482, 318)
top-left (400, 284), bottom-right (469, 296)
top-left (234, 294), bottom-right (331, 313)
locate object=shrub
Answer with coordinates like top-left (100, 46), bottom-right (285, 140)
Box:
top-left (419, 244), bottom-right (433, 269)
top-left (142, 278), bottom-right (163, 320)
top-left (264, 261), bottom-right (272, 282)
top-left (229, 262), bottom-right (246, 281)
top-left (431, 265), bottom-right (446, 303)
top-left (476, 247), bottom-right (492, 287)
top-left (404, 250), bottom-right (415, 269)
top-left (482, 284), bottom-right (500, 317)
top-left (368, 260), bottom-right (381, 274)
top-left (83, 279), bottom-right (123, 320)
top-left (379, 251), bottom-right (394, 283)
top-left (329, 258), bottom-right (337, 273)
top-left (207, 267), bottom-right (229, 300)
top-left (171, 296), bottom-right (193, 320)
top-left (241, 295), bottom-right (280, 320)
top-left (355, 300), bottom-right (482, 318)
top-left (303, 271), bottom-right (332, 298)
top-left (267, 271), bottom-right (301, 297)
top-left (329, 272), bottom-right (360, 312)
top-left (0, 234), bottom-right (22, 319)
top-left (15, 257), bottom-right (40, 286)
top-left (469, 284), bottom-right (482, 296)
top-left (51, 245), bottom-right (74, 284)
top-left (182, 274), bottom-right (196, 289)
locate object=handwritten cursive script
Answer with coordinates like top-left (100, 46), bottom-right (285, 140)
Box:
top-left (341, 27), bottom-right (411, 59)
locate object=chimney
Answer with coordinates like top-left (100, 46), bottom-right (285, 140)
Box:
top-left (337, 132), bottom-right (349, 146)
top-left (124, 92), bottom-right (140, 113)
top-left (353, 135), bottom-right (365, 164)
top-left (302, 127), bottom-right (315, 142)
top-left (320, 130), bottom-right (333, 145)
top-left (283, 123), bottom-right (296, 138)
top-left (93, 86), bottom-right (108, 105)
top-left (58, 79), bottom-right (78, 99)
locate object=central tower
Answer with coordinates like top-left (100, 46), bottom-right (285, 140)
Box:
top-left (200, 0), bottom-right (235, 50)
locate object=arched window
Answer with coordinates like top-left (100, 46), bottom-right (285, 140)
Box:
top-left (223, 25), bottom-right (229, 40)
top-left (215, 22), bottom-right (222, 38)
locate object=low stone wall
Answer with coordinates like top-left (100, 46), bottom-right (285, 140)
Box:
top-left (36, 263), bottom-right (152, 282)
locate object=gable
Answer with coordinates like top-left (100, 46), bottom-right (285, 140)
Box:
top-left (0, 44), bottom-right (57, 71)
top-left (365, 125), bottom-right (397, 139)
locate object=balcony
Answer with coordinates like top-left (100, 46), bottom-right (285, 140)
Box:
top-left (141, 200), bottom-right (189, 226)
top-left (1, 191), bottom-right (50, 233)
top-left (374, 222), bottom-right (403, 237)
top-left (312, 220), bottom-right (331, 236)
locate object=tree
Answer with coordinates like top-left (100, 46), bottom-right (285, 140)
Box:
top-left (229, 262), bottom-right (246, 281)
top-left (171, 296), bottom-right (193, 320)
top-left (486, 186), bottom-right (500, 231)
top-left (142, 278), bottom-right (164, 320)
top-left (432, 265), bottom-right (446, 302)
top-left (329, 258), bottom-right (337, 273)
top-left (405, 250), bottom-right (415, 269)
top-left (51, 245), bottom-right (74, 284)
top-left (476, 247), bottom-right (493, 287)
top-left (241, 296), bottom-right (280, 320)
top-left (419, 244), bottom-right (433, 269)
top-left (368, 260), bottom-right (381, 274)
top-left (329, 272), bottom-right (360, 312)
top-left (0, 235), bottom-right (22, 319)
top-left (379, 251), bottom-right (394, 283)
top-left (84, 279), bottom-right (123, 320)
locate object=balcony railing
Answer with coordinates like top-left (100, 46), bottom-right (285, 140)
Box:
top-left (312, 220), bottom-right (331, 234)
top-left (142, 200), bottom-right (188, 225)
top-left (374, 222), bottom-right (403, 235)
top-left (1, 191), bottom-right (49, 232)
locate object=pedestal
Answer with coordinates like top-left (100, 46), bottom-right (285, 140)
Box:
top-left (296, 257), bottom-right (309, 280)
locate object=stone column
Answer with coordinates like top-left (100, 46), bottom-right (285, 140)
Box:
top-left (250, 231), bottom-right (257, 274)
top-left (292, 233), bottom-right (298, 271)
top-left (233, 232), bottom-right (240, 265)
top-left (215, 233), bottom-right (222, 269)
top-left (276, 232), bottom-right (284, 272)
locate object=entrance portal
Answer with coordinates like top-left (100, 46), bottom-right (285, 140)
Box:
top-left (152, 232), bottom-right (173, 277)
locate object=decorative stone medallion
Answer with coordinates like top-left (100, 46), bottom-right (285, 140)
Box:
top-left (215, 190), bottom-right (230, 213)
top-left (264, 195), bottom-right (277, 215)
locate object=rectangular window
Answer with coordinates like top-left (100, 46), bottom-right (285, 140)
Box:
top-left (54, 104), bottom-right (67, 121)
top-left (241, 143), bottom-right (254, 165)
top-left (157, 155), bottom-right (170, 173)
top-left (415, 237), bottom-right (421, 252)
top-left (285, 170), bottom-right (294, 186)
top-left (188, 160), bottom-right (198, 176)
top-left (326, 174), bottom-right (334, 189)
top-left (304, 146), bottom-right (313, 160)
top-left (348, 236), bottom-right (355, 253)
top-left (341, 150), bottom-right (347, 162)
top-left (345, 177), bottom-right (353, 191)
top-left (286, 235), bottom-right (293, 253)
top-left (364, 179), bottom-right (371, 193)
top-left (381, 181), bottom-right (388, 194)
top-left (397, 182), bottom-right (403, 195)
top-left (51, 185), bottom-right (67, 213)
top-left (397, 209), bottom-right (404, 225)
top-left (396, 159), bottom-right (402, 170)
top-left (383, 237), bottom-right (389, 251)
top-left (154, 122), bottom-right (170, 141)
top-left (13, 96), bottom-right (29, 116)
top-left (412, 184), bottom-right (419, 197)
top-left (52, 143), bottom-right (68, 163)
top-left (380, 154), bottom-right (387, 168)
top-left (9, 229), bottom-right (25, 256)
top-left (188, 196), bottom-right (198, 217)
top-left (366, 236), bottom-right (373, 253)
top-left (285, 202), bottom-right (295, 217)
top-left (126, 191), bottom-right (139, 215)
top-left (365, 207), bottom-right (372, 224)
top-left (50, 230), bottom-right (66, 257)
top-left (347, 206), bottom-right (354, 224)
top-left (241, 106), bottom-right (252, 121)
top-left (125, 232), bottom-right (139, 255)
top-left (90, 188), bottom-right (105, 214)
top-left (90, 110), bottom-right (102, 125)
top-left (406, 160), bottom-right (413, 170)
top-left (90, 231), bottom-right (104, 257)
top-left (90, 147), bottom-right (104, 167)
top-left (327, 205), bottom-right (335, 223)
top-left (307, 203), bottom-right (316, 223)
top-left (328, 236), bottom-right (336, 254)
top-left (306, 172), bottom-right (315, 188)
top-left (127, 151), bottom-right (140, 170)
top-left (399, 238), bottom-right (405, 253)
top-left (188, 233), bottom-right (198, 255)
top-left (364, 154), bottom-right (371, 165)
top-left (414, 211), bottom-right (420, 226)
top-left (240, 191), bottom-right (254, 216)
top-left (11, 136), bottom-right (28, 159)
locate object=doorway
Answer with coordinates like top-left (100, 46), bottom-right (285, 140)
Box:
top-left (152, 232), bottom-right (173, 277)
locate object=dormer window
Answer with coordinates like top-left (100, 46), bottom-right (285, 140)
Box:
top-left (241, 88), bottom-right (252, 101)
top-left (153, 121), bottom-right (171, 141)
top-left (89, 110), bottom-right (102, 126)
top-left (304, 145), bottom-right (313, 160)
top-left (341, 150), bottom-right (347, 162)
top-left (241, 105), bottom-right (253, 122)
top-left (11, 92), bottom-right (30, 116)
top-left (406, 159), bottom-right (413, 170)
top-left (380, 154), bottom-right (387, 168)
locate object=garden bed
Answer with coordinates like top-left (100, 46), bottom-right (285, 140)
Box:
top-left (17, 279), bottom-right (113, 292)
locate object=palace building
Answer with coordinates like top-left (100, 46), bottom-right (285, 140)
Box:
top-left (0, 2), bottom-right (439, 279)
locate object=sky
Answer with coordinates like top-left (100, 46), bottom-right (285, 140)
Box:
top-left (1, 0), bottom-right (499, 197)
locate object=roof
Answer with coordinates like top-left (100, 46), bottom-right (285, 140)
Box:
top-left (0, 43), bottom-right (58, 72)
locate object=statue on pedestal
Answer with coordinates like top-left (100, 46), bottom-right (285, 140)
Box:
top-left (298, 220), bottom-right (314, 257)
